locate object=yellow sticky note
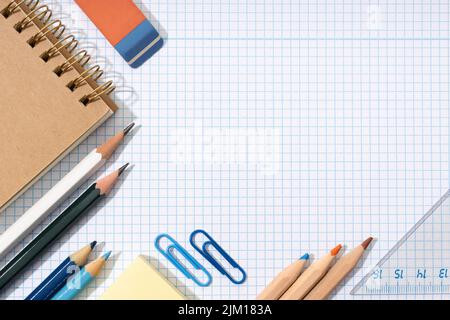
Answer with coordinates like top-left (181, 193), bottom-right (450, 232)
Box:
top-left (100, 255), bottom-right (186, 300)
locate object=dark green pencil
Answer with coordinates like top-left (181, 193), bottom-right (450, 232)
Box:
top-left (0, 164), bottom-right (129, 290)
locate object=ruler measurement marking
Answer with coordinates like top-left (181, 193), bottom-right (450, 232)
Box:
top-left (352, 190), bottom-right (450, 295)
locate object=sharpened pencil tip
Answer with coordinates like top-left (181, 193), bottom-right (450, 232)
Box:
top-left (330, 244), bottom-right (342, 256)
top-left (102, 251), bottom-right (112, 260)
top-left (118, 163), bottom-right (130, 176)
top-left (361, 237), bottom-right (374, 250)
top-left (90, 241), bottom-right (97, 249)
top-left (123, 122), bottom-right (135, 136)
top-left (300, 253), bottom-right (309, 260)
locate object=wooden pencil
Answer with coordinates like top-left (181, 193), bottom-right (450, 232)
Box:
top-left (0, 123), bottom-right (134, 258)
top-left (257, 253), bottom-right (309, 300)
top-left (304, 237), bottom-right (373, 300)
top-left (51, 251), bottom-right (111, 300)
top-left (280, 244), bottom-right (342, 300)
top-left (0, 165), bottom-right (128, 290)
top-left (25, 241), bottom-right (97, 300)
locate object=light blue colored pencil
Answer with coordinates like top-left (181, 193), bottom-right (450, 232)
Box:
top-left (26, 241), bottom-right (97, 300)
top-left (51, 251), bottom-right (111, 300)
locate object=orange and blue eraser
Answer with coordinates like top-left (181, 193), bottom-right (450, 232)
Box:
top-left (75, 0), bottom-right (163, 68)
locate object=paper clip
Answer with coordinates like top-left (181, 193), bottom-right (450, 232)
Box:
top-left (155, 233), bottom-right (212, 287)
top-left (190, 230), bottom-right (247, 285)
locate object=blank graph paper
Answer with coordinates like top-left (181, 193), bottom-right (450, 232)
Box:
top-left (1, 0), bottom-right (449, 300)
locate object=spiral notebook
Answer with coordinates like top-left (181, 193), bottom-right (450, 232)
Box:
top-left (0, 0), bottom-right (118, 212)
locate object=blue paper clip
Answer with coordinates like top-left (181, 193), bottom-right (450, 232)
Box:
top-left (155, 233), bottom-right (212, 287)
top-left (190, 230), bottom-right (247, 285)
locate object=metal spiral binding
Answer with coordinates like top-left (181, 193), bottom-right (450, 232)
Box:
top-left (14, 4), bottom-right (51, 33)
top-left (40, 35), bottom-right (78, 62)
top-left (28, 19), bottom-right (65, 47)
top-left (1, 0), bottom-right (39, 18)
top-left (1, 0), bottom-right (115, 106)
top-left (53, 49), bottom-right (91, 77)
top-left (79, 81), bottom-right (115, 106)
top-left (66, 65), bottom-right (103, 91)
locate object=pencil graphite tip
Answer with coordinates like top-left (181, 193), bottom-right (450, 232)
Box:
top-left (300, 253), bottom-right (309, 260)
top-left (330, 244), bottom-right (342, 256)
top-left (90, 241), bottom-right (97, 249)
top-left (97, 125), bottom-right (132, 160)
top-left (102, 251), bottom-right (112, 261)
top-left (123, 122), bottom-right (135, 136)
top-left (361, 237), bottom-right (374, 250)
top-left (118, 163), bottom-right (130, 176)
top-left (96, 165), bottom-right (129, 195)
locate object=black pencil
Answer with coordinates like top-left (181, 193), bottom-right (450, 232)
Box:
top-left (0, 164), bottom-right (129, 290)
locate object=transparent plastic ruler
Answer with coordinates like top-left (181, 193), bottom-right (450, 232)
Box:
top-left (352, 190), bottom-right (450, 295)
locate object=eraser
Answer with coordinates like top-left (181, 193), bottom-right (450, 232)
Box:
top-left (75, 0), bottom-right (163, 68)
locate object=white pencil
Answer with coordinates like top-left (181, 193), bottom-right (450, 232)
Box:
top-left (0, 123), bottom-right (134, 258)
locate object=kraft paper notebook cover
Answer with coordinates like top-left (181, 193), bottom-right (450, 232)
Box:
top-left (0, 0), bottom-right (118, 212)
top-left (100, 256), bottom-right (186, 300)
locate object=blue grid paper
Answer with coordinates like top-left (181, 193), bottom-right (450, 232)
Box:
top-left (0, 0), bottom-right (449, 300)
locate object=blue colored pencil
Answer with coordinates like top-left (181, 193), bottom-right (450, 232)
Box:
top-left (25, 241), bottom-right (97, 300)
top-left (51, 251), bottom-right (111, 300)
